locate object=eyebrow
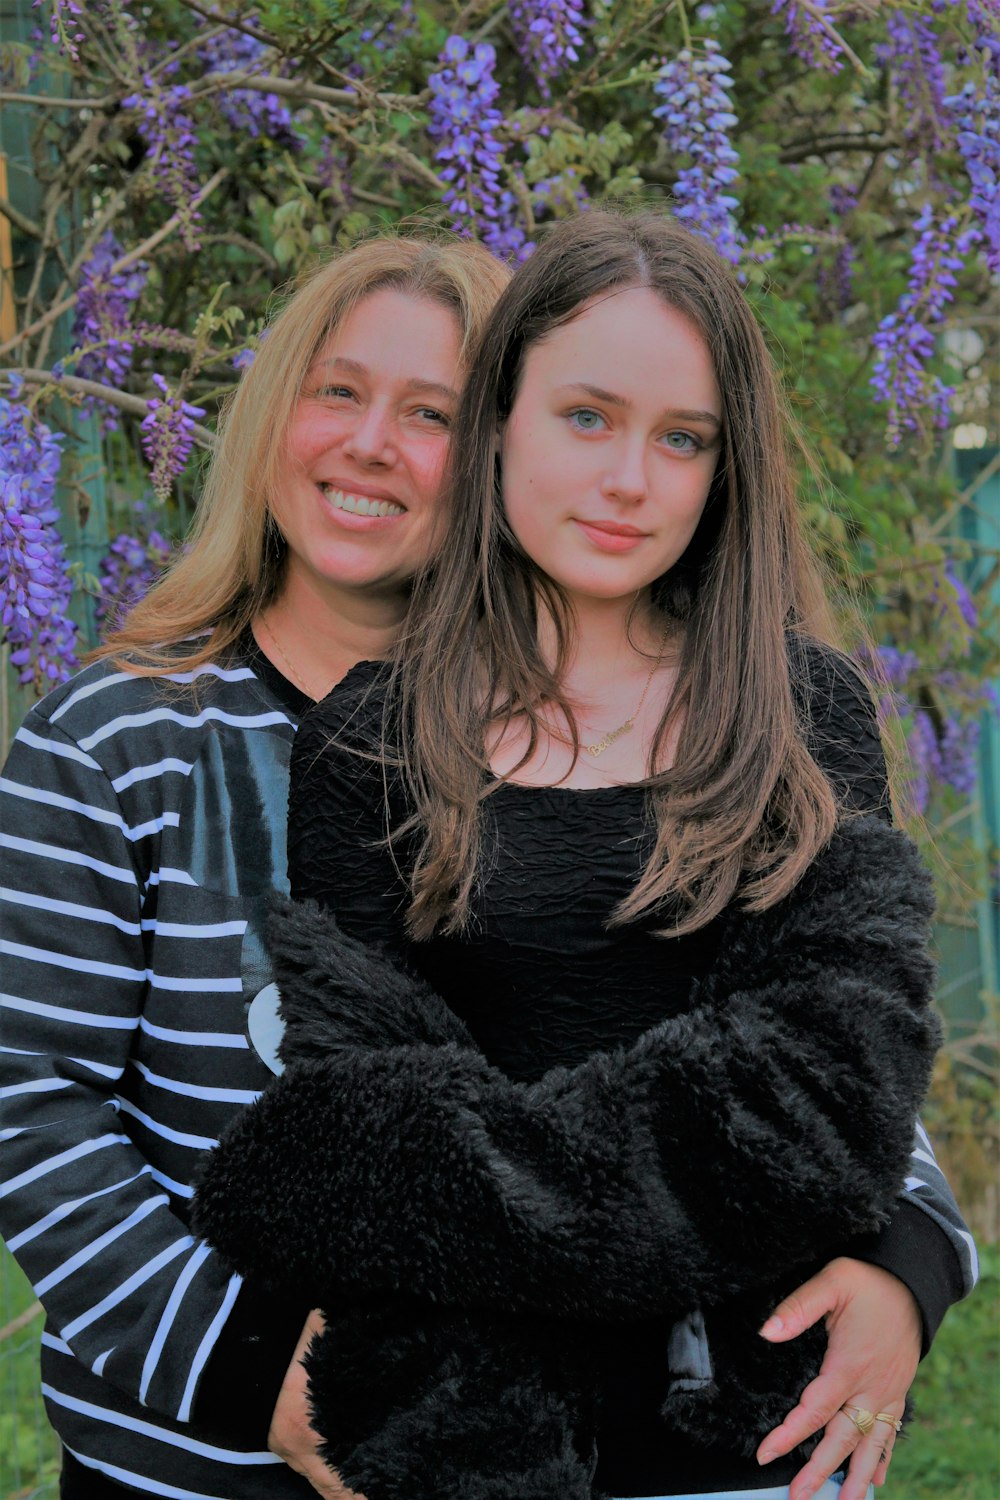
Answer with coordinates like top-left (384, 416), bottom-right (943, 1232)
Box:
top-left (556, 383), bottom-right (721, 430)
top-left (319, 356), bottom-right (459, 402)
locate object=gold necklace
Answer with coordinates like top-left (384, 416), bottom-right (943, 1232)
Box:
top-left (585, 628), bottom-right (670, 759)
top-left (256, 614), bottom-right (327, 702)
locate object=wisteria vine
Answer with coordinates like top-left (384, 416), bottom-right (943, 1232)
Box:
top-left (428, 37), bottom-right (529, 260)
top-left (141, 375), bottom-right (206, 501)
top-left (509, 0), bottom-right (587, 98)
top-left (0, 387), bottom-right (79, 689)
top-left (653, 40), bottom-right (743, 265)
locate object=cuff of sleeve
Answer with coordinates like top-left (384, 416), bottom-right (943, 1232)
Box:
top-left (193, 1283), bottom-right (309, 1448)
top-left (846, 1200), bottom-right (965, 1357)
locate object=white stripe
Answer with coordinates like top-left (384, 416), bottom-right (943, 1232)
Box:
top-left (178, 1272), bottom-right (242, 1423)
top-left (150, 867), bottom-right (199, 887)
top-left (91, 1348), bottom-right (113, 1377)
top-left (117, 1097), bottom-right (219, 1151)
top-left (14, 725), bottom-right (103, 767)
top-left (0, 833), bottom-right (139, 885)
top-left (49, 671), bottom-right (140, 720)
top-left (140, 1242), bottom-right (213, 1406)
top-left (79, 705), bottom-right (294, 752)
top-left (132, 1058), bottom-right (260, 1105)
top-left (44, 1397), bottom-right (278, 1464)
top-left (904, 1176), bottom-right (928, 1192)
top-left (35, 1196), bottom-right (170, 1295)
top-left (1, 938), bottom-right (239, 994)
top-left (914, 1120), bottom-right (936, 1157)
top-left (0, 1076), bottom-right (73, 1102)
top-left (42, 1332), bottom-right (72, 1353)
top-left (141, 918), bottom-right (248, 938)
top-left (0, 991), bottom-right (139, 1029)
top-left (1, 938), bottom-right (146, 982)
top-left (112, 757), bottom-right (195, 792)
top-left (0, 1042), bottom-right (44, 1057)
top-left (61, 1237), bottom-right (193, 1338)
top-left (0, 778), bottom-right (180, 841)
top-left (0, 1133), bottom-right (130, 1201)
top-left (164, 664), bottom-right (257, 685)
top-left (7, 1167), bottom-right (155, 1252)
top-left (149, 972), bottom-right (242, 993)
top-left (0, 886), bottom-right (142, 935)
top-left (149, 1165), bottom-right (195, 1199)
top-left (911, 1147), bottom-right (938, 1170)
top-left (139, 1016), bottom-right (248, 1048)
top-left (67, 1056), bottom-right (122, 1080)
top-left (959, 1228), bottom-right (980, 1286)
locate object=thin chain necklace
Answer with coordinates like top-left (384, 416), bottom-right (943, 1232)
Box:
top-left (584, 626), bottom-right (671, 758)
top-left (256, 614), bottom-right (329, 702)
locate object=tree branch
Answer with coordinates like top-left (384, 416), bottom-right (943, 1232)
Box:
top-left (0, 196), bottom-right (42, 239)
top-left (5, 367), bottom-right (217, 448)
top-left (0, 169), bottom-right (229, 361)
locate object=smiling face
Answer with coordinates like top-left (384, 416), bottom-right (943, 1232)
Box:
top-left (272, 288), bottom-right (463, 606)
top-left (500, 287), bottom-right (723, 610)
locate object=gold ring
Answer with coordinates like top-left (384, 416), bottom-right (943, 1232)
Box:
top-left (841, 1404), bottom-right (877, 1437)
top-left (874, 1412), bottom-right (902, 1433)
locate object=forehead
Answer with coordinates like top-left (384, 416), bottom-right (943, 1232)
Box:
top-left (520, 287), bottom-right (720, 408)
top-left (311, 288), bottom-right (463, 379)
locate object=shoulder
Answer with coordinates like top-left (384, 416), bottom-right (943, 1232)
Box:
top-left (22, 646), bottom-right (296, 753)
top-left (787, 636), bottom-right (890, 820)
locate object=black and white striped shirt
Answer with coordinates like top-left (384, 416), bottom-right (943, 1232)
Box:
top-left (0, 646), bottom-right (979, 1498)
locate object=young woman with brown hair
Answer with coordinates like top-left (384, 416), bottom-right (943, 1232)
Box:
top-left (194, 210), bottom-right (976, 1500)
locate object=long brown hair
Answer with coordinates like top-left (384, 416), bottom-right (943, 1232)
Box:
top-left (94, 233), bottom-right (511, 675)
top-left (392, 208), bottom-right (845, 939)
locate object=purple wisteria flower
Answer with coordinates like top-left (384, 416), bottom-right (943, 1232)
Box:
top-left (141, 375), bottom-right (206, 500)
top-left (509, 0), bottom-right (587, 98)
top-left (870, 205), bottom-right (974, 448)
top-left (95, 510), bottom-right (174, 633)
top-left (946, 74), bottom-right (1000, 275)
top-left (123, 75), bottom-right (202, 251)
top-left (938, 713), bottom-right (980, 798)
top-left (34, 0), bottom-right (84, 62)
top-left (653, 41), bottom-right (743, 265)
top-left (818, 183), bottom-right (857, 312)
top-left (876, 12), bottom-right (948, 152)
top-left (71, 233), bottom-right (149, 431)
top-left (197, 24), bottom-right (298, 144)
top-left (771, 0), bottom-right (844, 72)
top-left (428, 37), bottom-right (529, 261)
top-left (0, 387), bottom-right (80, 689)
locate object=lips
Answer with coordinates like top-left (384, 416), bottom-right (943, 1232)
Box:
top-left (577, 520), bottom-right (647, 537)
top-left (573, 518), bottom-right (649, 552)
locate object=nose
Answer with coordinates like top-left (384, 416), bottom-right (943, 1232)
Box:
top-left (343, 402), bottom-right (397, 467)
top-left (600, 435), bottom-right (647, 505)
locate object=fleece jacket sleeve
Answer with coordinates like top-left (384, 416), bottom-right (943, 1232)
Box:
top-left (194, 815), bottom-right (941, 1325)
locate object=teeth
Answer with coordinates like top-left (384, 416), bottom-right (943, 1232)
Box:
top-left (320, 485), bottom-right (404, 519)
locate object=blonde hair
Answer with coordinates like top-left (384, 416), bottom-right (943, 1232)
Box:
top-left (96, 233), bottom-right (511, 674)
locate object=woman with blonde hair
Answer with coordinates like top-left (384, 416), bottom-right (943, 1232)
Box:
top-left (195, 210), bottom-right (977, 1500)
top-left (0, 232), bottom-right (509, 1500)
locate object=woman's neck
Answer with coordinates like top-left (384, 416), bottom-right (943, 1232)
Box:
top-left (255, 571), bottom-right (406, 702)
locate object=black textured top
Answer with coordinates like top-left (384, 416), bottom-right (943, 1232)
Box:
top-left (288, 642), bottom-right (898, 1495)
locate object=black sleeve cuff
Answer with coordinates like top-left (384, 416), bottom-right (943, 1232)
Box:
top-left (192, 1283), bottom-right (310, 1448)
top-left (842, 1200), bottom-right (966, 1357)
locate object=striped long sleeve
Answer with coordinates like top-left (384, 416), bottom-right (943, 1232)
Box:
top-left (0, 655), bottom-right (311, 1498)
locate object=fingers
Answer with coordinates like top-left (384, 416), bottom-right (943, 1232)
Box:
top-left (785, 1406), bottom-right (903, 1500)
top-left (756, 1367), bottom-right (844, 1463)
top-left (759, 1267), bottom-right (837, 1343)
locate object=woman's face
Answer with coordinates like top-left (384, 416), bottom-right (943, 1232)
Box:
top-left (273, 289), bottom-right (463, 603)
top-left (500, 287), bottom-right (722, 609)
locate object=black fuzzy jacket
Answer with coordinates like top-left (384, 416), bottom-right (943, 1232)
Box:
top-left (194, 815), bottom-right (941, 1500)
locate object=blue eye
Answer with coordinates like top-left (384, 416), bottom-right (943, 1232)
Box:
top-left (662, 430), bottom-right (699, 452)
top-left (315, 385), bottom-right (356, 401)
top-left (568, 408), bottom-right (606, 432)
